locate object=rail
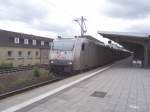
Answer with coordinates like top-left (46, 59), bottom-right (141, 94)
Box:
top-left (0, 78), bottom-right (59, 99)
top-left (0, 64), bottom-right (50, 74)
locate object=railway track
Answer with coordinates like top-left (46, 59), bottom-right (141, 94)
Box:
top-left (0, 64), bottom-right (63, 99)
top-left (0, 77), bottom-right (60, 100)
top-left (0, 64), bottom-right (50, 79)
top-left (0, 64), bottom-right (49, 74)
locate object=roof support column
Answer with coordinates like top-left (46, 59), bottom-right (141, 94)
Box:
top-left (144, 46), bottom-right (149, 67)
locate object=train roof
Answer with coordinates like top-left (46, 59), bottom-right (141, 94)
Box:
top-left (78, 35), bottom-right (104, 44)
top-left (54, 37), bottom-right (75, 41)
top-left (54, 35), bottom-right (105, 46)
top-left (54, 35), bottom-right (129, 52)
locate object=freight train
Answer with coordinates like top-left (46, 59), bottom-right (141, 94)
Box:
top-left (49, 35), bottom-right (130, 74)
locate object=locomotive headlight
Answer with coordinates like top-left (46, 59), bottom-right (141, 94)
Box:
top-left (68, 62), bottom-right (72, 65)
top-left (51, 60), bottom-right (54, 64)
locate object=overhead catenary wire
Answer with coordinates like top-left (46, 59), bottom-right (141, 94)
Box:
top-left (73, 16), bottom-right (87, 36)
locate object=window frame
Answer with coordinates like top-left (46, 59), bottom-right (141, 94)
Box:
top-left (41, 41), bottom-right (45, 46)
top-left (32, 40), bottom-right (37, 45)
top-left (18, 51), bottom-right (22, 57)
top-left (81, 43), bottom-right (85, 51)
top-left (27, 51), bottom-right (31, 57)
top-left (35, 51), bottom-right (39, 57)
top-left (24, 39), bottom-right (29, 45)
top-left (8, 51), bottom-right (12, 57)
top-left (14, 37), bottom-right (19, 44)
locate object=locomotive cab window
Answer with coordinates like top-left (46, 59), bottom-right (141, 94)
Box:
top-left (52, 40), bottom-right (75, 51)
top-left (82, 43), bottom-right (85, 51)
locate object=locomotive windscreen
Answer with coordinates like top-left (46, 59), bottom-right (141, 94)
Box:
top-left (52, 39), bottom-right (75, 51)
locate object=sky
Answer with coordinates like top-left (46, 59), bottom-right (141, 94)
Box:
top-left (0, 0), bottom-right (150, 42)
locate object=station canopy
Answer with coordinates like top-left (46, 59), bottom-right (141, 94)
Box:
top-left (98, 31), bottom-right (150, 67)
top-left (98, 31), bottom-right (150, 51)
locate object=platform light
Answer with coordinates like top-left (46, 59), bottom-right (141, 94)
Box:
top-left (51, 60), bottom-right (54, 64)
top-left (68, 62), bottom-right (72, 65)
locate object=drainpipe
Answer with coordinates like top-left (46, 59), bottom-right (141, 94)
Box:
top-left (144, 45), bottom-right (149, 67)
top-left (40, 48), bottom-right (41, 64)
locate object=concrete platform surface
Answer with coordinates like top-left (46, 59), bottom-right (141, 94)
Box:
top-left (2, 58), bottom-right (150, 112)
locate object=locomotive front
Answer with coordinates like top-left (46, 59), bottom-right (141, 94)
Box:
top-left (50, 39), bottom-right (75, 73)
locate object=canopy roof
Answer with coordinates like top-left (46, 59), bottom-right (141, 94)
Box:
top-left (98, 31), bottom-right (150, 40)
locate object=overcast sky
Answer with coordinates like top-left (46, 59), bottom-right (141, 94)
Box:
top-left (0, 0), bottom-right (150, 42)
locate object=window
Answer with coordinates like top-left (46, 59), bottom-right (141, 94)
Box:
top-left (82, 43), bottom-right (85, 51)
top-left (32, 40), bottom-right (36, 45)
top-left (14, 37), bottom-right (19, 44)
top-left (41, 41), bottom-right (44, 46)
top-left (35, 51), bottom-right (39, 56)
top-left (18, 51), bottom-right (22, 57)
top-left (8, 51), bottom-right (12, 57)
top-left (27, 51), bottom-right (31, 57)
top-left (52, 40), bottom-right (75, 51)
top-left (49, 42), bottom-right (51, 47)
top-left (24, 39), bottom-right (29, 44)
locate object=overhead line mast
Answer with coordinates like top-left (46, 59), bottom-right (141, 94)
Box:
top-left (74, 16), bottom-right (87, 36)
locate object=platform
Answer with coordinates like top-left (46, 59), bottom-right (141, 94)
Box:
top-left (1, 58), bottom-right (150, 112)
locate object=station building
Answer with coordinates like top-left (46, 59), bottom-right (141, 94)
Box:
top-left (0, 29), bottom-right (53, 67)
